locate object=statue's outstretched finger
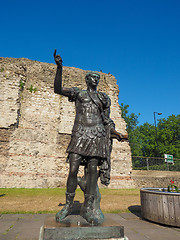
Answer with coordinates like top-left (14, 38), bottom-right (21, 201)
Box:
top-left (54, 49), bottom-right (57, 58)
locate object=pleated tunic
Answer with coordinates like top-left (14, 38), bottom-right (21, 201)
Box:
top-left (66, 87), bottom-right (114, 161)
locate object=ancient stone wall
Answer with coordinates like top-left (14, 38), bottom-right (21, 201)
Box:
top-left (0, 57), bottom-right (133, 188)
top-left (132, 170), bottom-right (180, 188)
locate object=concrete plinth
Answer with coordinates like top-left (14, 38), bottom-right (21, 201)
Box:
top-left (39, 215), bottom-right (125, 240)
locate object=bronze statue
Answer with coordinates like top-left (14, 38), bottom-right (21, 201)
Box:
top-left (54, 50), bottom-right (128, 225)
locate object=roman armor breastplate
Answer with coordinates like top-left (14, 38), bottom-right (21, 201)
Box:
top-left (74, 91), bottom-right (103, 127)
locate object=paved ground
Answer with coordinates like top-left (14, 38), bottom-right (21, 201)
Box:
top-left (0, 213), bottom-right (180, 240)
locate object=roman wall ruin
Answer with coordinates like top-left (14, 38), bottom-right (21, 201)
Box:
top-left (0, 57), bottom-right (134, 188)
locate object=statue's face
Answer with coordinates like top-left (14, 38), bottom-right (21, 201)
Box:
top-left (87, 74), bottom-right (100, 87)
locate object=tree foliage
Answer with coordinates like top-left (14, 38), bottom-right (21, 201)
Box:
top-left (158, 115), bottom-right (180, 158)
top-left (120, 103), bottom-right (180, 159)
top-left (120, 103), bottom-right (140, 132)
top-left (120, 103), bottom-right (141, 156)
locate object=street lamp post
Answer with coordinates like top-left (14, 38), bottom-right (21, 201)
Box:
top-left (153, 112), bottom-right (162, 156)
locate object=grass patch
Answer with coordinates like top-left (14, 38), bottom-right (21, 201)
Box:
top-left (100, 188), bottom-right (140, 195)
top-left (3, 224), bottom-right (14, 235)
top-left (0, 188), bottom-right (67, 196)
top-left (0, 188), bottom-right (140, 214)
top-left (104, 209), bottom-right (131, 214)
top-left (0, 210), bottom-right (57, 214)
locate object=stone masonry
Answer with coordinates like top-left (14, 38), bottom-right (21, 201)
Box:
top-left (0, 57), bottom-right (134, 188)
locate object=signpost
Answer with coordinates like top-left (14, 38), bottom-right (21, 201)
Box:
top-left (164, 154), bottom-right (174, 170)
top-left (164, 154), bottom-right (174, 163)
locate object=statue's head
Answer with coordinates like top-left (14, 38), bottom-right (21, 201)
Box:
top-left (85, 72), bottom-right (100, 88)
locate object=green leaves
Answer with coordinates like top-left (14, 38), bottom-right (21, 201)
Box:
top-left (27, 84), bottom-right (37, 93)
top-left (157, 115), bottom-right (180, 158)
top-left (120, 103), bottom-right (180, 159)
top-left (19, 80), bottom-right (25, 90)
top-left (168, 180), bottom-right (179, 193)
top-left (120, 103), bottom-right (140, 132)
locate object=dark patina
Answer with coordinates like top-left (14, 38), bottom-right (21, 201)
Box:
top-left (53, 50), bottom-right (128, 225)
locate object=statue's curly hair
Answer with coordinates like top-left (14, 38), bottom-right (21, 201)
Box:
top-left (85, 71), bottom-right (100, 80)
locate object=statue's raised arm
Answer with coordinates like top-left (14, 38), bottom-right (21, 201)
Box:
top-left (54, 54), bottom-right (129, 225)
top-left (54, 49), bottom-right (71, 97)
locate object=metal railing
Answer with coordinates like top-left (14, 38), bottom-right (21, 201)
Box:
top-left (132, 156), bottom-right (180, 171)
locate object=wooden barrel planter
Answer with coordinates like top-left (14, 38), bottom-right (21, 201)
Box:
top-left (140, 188), bottom-right (180, 227)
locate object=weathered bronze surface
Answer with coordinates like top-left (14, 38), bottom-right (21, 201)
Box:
top-left (41, 215), bottom-right (124, 240)
top-left (53, 50), bottom-right (128, 225)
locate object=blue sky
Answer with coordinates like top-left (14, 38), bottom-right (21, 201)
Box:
top-left (1, 0), bottom-right (180, 125)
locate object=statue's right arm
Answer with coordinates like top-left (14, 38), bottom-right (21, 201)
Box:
top-left (54, 50), bottom-right (71, 97)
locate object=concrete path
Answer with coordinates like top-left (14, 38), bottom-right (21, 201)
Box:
top-left (0, 213), bottom-right (180, 240)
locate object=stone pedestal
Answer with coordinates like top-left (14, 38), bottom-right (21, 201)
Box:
top-left (39, 215), bottom-right (125, 240)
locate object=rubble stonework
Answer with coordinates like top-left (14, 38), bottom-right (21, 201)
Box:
top-left (0, 57), bottom-right (134, 188)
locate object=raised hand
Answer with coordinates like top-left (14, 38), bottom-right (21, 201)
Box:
top-left (54, 49), bottom-right (63, 67)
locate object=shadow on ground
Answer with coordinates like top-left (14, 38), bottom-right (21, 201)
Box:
top-left (128, 205), bottom-right (141, 217)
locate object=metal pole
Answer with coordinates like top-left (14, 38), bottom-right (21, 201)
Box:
top-left (153, 112), bottom-right (162, 157)
top-left (146, 158), bottom-right (149, 170)
top-left (166, 162), bottom-right (169, 171)
top-left (154, 112), bottom-right (158, 156)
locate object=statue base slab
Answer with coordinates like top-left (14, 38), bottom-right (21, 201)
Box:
top-left (39, 215), bottom-right (126, 240)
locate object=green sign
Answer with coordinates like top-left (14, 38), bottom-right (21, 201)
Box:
top-left (164, 154), bottom-right (174, 163)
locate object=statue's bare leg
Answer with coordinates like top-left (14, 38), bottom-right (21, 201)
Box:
top-left (86, 158), bottom-right (98, 195)
top-left (80, 158), bottom-right (100, 225)
top-left (56, 153), bottom-right (81, 222)
top-left (78, 165), bottom-right (104, 224)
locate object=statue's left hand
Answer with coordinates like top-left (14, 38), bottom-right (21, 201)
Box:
top-left (117, 133), bottom-right (128, 141)
top-left (111, 129), bottom-right (128, 141)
